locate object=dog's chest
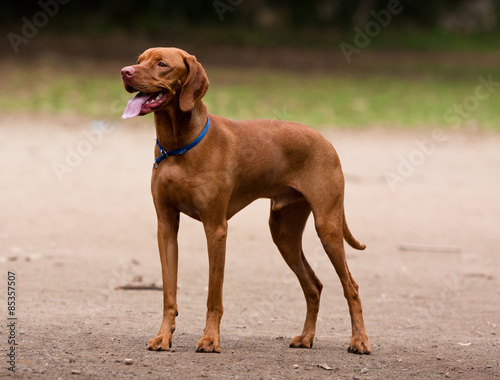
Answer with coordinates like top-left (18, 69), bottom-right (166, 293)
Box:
top-left (152, 164), bottom-right (218, 214)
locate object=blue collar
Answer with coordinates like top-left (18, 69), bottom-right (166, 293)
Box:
top-left (154, 117), bottom-right (210, 168)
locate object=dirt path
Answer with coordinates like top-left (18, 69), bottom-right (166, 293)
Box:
top-left (1, 115), bottom-right (499, 379)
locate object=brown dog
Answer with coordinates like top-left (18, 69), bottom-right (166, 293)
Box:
top-left (120, 47), bottom-right (370, 354)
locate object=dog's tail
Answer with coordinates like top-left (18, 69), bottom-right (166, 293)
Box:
top-left (343, 210), bottom-right (366, 250)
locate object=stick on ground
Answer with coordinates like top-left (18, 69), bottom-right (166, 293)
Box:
top-left (115, 283), bottom-right (163, 291)
top-left (399, 244), bottom-right (461, 253)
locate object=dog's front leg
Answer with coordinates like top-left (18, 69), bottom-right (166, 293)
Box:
top-left (196, 219), bottom-right (228, 353)
top-left (147, 207), bottom-right (180, 351)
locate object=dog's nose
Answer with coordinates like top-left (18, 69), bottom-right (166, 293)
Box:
top-left (121, 66), bottom-right (135, 78)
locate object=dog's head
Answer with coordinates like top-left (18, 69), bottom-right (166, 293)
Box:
top-left (120, 47), bottom-right (209, 119)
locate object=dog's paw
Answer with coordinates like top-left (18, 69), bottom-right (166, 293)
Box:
top-left (347, 334), bottom-right (371, 355)
top-left (147, 333), bottom-right (172, 351)
top-left (289, 333), bottom-right (314, 349)
top-left (195, 335), bottom-right (221, 353)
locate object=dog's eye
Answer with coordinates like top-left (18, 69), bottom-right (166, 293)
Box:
top-left (158, 62), bottom-right (167, 68)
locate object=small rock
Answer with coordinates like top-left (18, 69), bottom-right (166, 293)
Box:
top-left (318, 364), bottom-right (332, 370)
top-left (71, 369), bottom-right (81, 375)
top-left (360, 368), bottom-right (369, 373)
top-left (292, 364), bottom-right (299, 369)
top-left (437, 356), bottom-right (442, 360)
top-left (445, 372), bottom-right (450, 378)
top-left (26, 253), bottom-right (43, 262)
top-left (397, 358), bottom-right (403, 363)
top-left (353, 375), bottom-right (361, 380)
top-left (124, 358), bottom-right (133, 365)
top-left (170, 348), bottom-right (176, 353)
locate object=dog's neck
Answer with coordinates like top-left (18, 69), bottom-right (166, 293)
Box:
top-left (154, 101), bottom-right (208, 152)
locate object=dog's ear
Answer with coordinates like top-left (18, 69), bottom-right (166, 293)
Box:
top-left (179, 55), bottom-right (209, 112)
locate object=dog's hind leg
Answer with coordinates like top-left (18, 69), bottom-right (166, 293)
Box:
top-left (312, 204), bottom-right (371, 354)
top-left (269, 200), bottom-right (323, 349)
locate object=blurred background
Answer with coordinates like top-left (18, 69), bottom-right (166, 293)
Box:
top-left (1, 0), bottom-right (500, 129)
top-left (2, 3), bottom-right (499, 378)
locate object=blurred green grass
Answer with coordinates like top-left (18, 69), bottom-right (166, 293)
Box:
top-left (206, 67), bottom-right (500, 129)
top-left (2, 60), bottom-right (500, 129)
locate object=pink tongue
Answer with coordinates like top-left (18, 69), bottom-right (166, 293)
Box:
top-left (122, 92), bottom-right (152, 119)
